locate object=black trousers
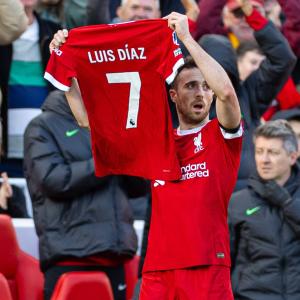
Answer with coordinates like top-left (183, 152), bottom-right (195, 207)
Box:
top-left (44, 264), bottom-right (126, 300)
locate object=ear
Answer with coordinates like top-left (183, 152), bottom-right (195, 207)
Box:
top-left (116, 6), bottom-right (123, 19)
top-left (290, 152), bottom-right (298, 166)
top-left (169, 88), bottom-right (177, 103)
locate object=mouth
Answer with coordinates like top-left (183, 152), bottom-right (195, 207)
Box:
top-left (192, 102), bottom-right (204, 112)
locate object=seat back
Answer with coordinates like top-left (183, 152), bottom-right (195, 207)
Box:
top-left (50, 271), bottom-right (114, 300)
top-left (0, 215), bottom-right (44, 300)
top-left (124, 255), bottom-right (140, 300)
top-left (0, 273), bottom-right (13, 300)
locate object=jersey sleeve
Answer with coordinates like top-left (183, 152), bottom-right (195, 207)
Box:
top-left (158, 25), bottom-right (185, 85)
top-left (44, 46), bottom-right (76, 92)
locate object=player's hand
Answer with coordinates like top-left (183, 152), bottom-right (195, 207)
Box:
top-left (49, 29), bottom-right (68, 54)
top-left (163, 12), bottom-right (191, 43)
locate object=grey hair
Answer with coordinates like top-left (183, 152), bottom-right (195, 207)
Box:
top-left (253, 119), bottom-right (298, 153)
top-left (121, 0), bottom-right (160, 9)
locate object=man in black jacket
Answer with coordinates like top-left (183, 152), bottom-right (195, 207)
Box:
top-left (23, 90), bottom-right (148, 300)
top-left (198, 0), bottom-right (296, 191)
top-left (229, 119), bottom-right (300, 300)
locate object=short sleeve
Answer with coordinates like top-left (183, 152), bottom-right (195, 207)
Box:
top-left (158, 26), bottom-right (184, 85)
top-left (44, 46), bottom-right (77, 92)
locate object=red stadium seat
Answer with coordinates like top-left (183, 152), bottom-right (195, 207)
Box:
top-left (0, 215), bottom-right (44, 300)
top-left (50, 271), bottom-right (114, 300)
top-left (0, 273), bottom-right (13, 300)
top-left (124, 255), bottom-right (140, 300)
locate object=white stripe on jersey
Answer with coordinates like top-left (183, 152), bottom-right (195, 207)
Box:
top-left (44, 72), bottom-right (70, 92)
top-left (166, 58), bottom-right (185, 85)
top-left (220, 125), bottom-right (243, 139)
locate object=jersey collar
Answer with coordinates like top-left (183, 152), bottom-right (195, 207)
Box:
top-left (177, 120), bottom-right (210, 136)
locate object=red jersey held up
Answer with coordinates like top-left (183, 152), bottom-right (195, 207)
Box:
top-left (143, 119), bottom-right (243, 272)
top-left (44, 19), bottom-right (184, 181)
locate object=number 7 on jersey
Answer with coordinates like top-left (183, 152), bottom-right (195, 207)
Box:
top-left (106, 72), bottom-right (141, 129)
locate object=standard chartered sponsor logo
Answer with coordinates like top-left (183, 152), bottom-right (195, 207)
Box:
top-left (181, 162), bottom-right (209, 180)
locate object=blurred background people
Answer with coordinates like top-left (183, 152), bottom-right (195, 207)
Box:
top-left (0, 0), bottom-right (28, 46)
top-left (0, 172), bottom-right (28, 218)
top-left (37, 0), bottom-right (110, 28)
top-left (0, 0), bottom-right (60, 177)
top-left (229, 119), bottom-right (300, 300)
top-left (196, 0), bottom-right (296, 190)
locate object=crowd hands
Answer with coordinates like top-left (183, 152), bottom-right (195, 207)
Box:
top-left (0, 0), bottom-right (300, 300)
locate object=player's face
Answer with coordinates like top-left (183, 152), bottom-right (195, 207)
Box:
top-left (255, 136), bottom-right (297, 185)
top-left (117, 0), bottom-right (160, 21)
top-left (170, 68), bottom-right (214, 129)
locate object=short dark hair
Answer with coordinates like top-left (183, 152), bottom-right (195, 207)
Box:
top-left (170, 56), bottom-right (197, 89)
top-left (236, 41), bottom-right (263, 59)
top-left (254, 120), bottom-right (298, 153)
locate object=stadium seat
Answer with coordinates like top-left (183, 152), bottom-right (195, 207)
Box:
top-left (124, 255), bottom-right (140, 300)
top-left (0, 215), bottom-right (44, 300)
top-left (0, 273), bottom-right (12, 300)
top-left (50, 271), bottom-right (114, 300)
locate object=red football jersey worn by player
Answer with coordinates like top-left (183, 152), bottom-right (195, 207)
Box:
top-left (44, 19), bottom-right (184, 181)
top-left (143, 119), bottom-right (243, 272)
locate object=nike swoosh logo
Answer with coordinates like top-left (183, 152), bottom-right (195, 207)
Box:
top-left (246, 206), bottom-right (261, 216)
top-left (65, 129), bottom-right (79, 137)
top-left (117, 283), bottom-right (127, 291)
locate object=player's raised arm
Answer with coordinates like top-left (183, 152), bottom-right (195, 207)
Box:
top-left (164, 12), bottom-right (241, 130)
top-left (48, 29), bottom-right (89, 128)
top-left (66, 78), bottom-right (90, 128)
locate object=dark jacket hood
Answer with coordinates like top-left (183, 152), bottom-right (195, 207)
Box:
top-left (198, 34), bottom-right (240, 88)
top-left (271, 107), bottom-right (300, 121)
top-left (41, 90), bottom-right (74, 119)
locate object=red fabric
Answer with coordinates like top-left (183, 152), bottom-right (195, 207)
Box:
top-left (50, 271), bottom-right (114, 300)
top-left (140, 266), bottom-right (233, 300)
top-left (143, 119), bottom-right (243, 273)
top-left (124, 256), bottom-right (140, 300)
top-left (0, 273), bottom-right (12, 300)
top-left (277, 77), bottom-right (300, 110)
top-left (0, 215), bottom-right (44, 300)
top-left (0, 216), bottom-right (19, 278)
top-left (261, 101), bottom-right (279, 121)
top-left (188, 18), bottom-right (197, 35)
top-left (45, 19), bottom-right (183, 181)
top-left (246, 8), bottom-right (268, 31)
top-left (56, 256), bottom-right (125, 267)
top-left (262, 78), bottom-right (300, 121)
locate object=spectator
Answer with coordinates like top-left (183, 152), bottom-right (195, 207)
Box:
top-left (194, 0), bottom-right (300, 84)
top-left (229, 119), bottom-right (300, 300)
top-left (37, 0), bottom-right (110, 28)
top-left (23, 90), bottom-right (148, 300)
top-left (198, 0), bottom-right (296, 190)
top-left (272, 107), bottom-right (300, 160)
top-left (0, 0), bottom-right (28, 45)
top-left (0, 0), bottom-right (60, 177)
top-left (0, 172), bottom-right (28, 218)
top-left (235, 42), bottom-right (300, 121)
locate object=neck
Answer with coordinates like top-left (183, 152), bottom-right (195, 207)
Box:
top-left (275, 169), bottom-right (292, 187)
top-left (178, 116), bottom-right (209, 131)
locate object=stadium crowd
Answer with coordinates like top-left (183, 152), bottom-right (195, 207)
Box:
top-left (0, 0), bottom-right (300, 299)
